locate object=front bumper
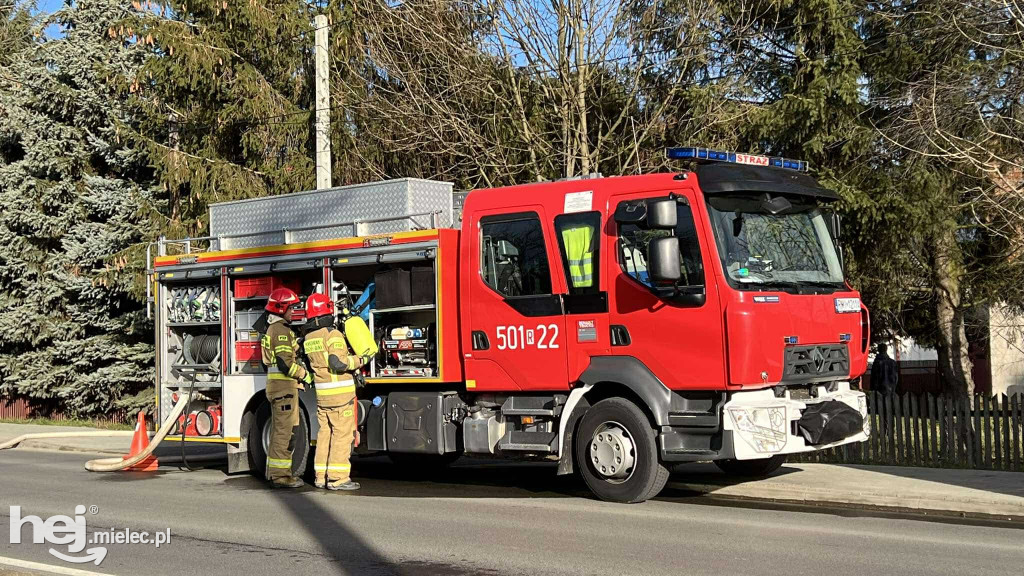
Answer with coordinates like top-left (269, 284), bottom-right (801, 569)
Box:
top-left (720, 381), bottom-right (869, 460)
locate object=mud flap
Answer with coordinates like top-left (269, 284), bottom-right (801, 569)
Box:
top-left (797, 400), bottom-right (864, 446)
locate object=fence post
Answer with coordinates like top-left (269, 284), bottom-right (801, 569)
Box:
top-left (982, 394), bottom-right (991, 470)
top-left (936, 395), bottom-right (946, 466)
top-left (1013, 394), bottom-right (1021, 472)
top-left (1003, 394), bottom-right (1013, 469)
top-left (927, 394), bottom-right (937, 467)
top-left (972, 394), bottom-right (982, 470)
top-left (873, 391), bottom-right (882, 462)
top-left (917, 389), bottom-right (925, 467)
top-left (994, 394), bottom-right (1003, 470)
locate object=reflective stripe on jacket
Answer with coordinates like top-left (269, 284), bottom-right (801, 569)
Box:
top-left (261, 319), bottom-right (307, 385)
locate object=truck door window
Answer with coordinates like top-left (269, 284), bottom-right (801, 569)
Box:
top-left (480, 215), bottom-right (553, 297)
top-left (617, 200), bottom-right (704, 288)
top-left (554, 212), bottom-right (600, 294)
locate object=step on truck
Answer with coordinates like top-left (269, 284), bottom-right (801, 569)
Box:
top-left (149, 148), bottom-right (871, 503)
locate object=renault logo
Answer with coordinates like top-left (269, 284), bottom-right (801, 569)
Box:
top-left (811, 347), bottom-right (828, 373)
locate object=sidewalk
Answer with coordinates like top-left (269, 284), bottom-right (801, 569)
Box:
top-left (668, 462), bottom-right (1024, 519)
top-left (0, 422), bottom-right (132, 455)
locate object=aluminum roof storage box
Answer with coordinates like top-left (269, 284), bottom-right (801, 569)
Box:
top-left (209, 178), bottom-right (454, 250)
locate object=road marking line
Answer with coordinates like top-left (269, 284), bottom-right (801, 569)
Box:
top-left (0, 555), bottom-right (110, 576)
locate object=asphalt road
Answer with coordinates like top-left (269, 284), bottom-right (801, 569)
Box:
top-left (1, 448), bottom-right (1022, 576)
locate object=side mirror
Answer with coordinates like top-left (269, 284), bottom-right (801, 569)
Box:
top-left (646, 199), bottom-right (677, 229)
top-left (829, 211), bottom-right (842, 240)
top-left (648, 237), bottom-right (681, 283)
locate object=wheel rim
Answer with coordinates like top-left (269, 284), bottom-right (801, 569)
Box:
top-left (588, 421), bottom-right (636, 483)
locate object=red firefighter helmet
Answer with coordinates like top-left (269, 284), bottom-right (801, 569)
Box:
top-left (265, 287), bottom-right (300, 315)
top-left (304, 293), bottom-right (335, 319)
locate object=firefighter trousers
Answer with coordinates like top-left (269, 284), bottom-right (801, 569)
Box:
top-left (314, 393), bottom-right (357, 485)
top-left (266, 386), bottom-right (301, 484)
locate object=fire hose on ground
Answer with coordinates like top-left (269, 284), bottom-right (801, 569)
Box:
top-left (0, 395), bottom-right (192, 472)
top-left (84, 395), bottom-right (191, 472)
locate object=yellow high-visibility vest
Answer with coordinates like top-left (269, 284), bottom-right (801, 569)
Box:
top-left (561, 225), bottom-right (594, 288)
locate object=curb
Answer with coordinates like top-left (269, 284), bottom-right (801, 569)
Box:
top-left (670, 480), bottom-right (1024, 522)
top-left (13, 440), bottom-right (126, 456)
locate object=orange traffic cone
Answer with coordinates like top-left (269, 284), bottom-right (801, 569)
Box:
top-left (123, 411), bottom-right (158, 472)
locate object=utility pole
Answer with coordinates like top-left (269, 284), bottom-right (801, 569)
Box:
top-left (314, 14), bottom-right (331, 190)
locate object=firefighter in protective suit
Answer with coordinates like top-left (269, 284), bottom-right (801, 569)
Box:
top-left (303, 293), bottom-right (364, 491)
top-left (261, 287), bottom-right (312, 488)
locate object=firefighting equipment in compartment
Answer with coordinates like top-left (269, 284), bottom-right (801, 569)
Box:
top-left (183, 333), bottom-right (221, 365)
top-left (305, 292), bottom-right (335, 319)
top-left (265, 287), bottom-right (301, 315)
top-left (352, 282), bottom-right (375, 321)
top-left (561, 224), bottom-right (595, 288)
top-left (262, 317), bottom-right (310, 387)
top-left (175, 402), bottom-right (222, 437)
top-left (335, 281), bottom-right (379, 360)
top-left (380, 324), bottom-right (434, 376)
top-left (168, 285), bottom-right (221, 323)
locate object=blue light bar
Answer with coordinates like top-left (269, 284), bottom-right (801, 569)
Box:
top-left (666, 146), bottom-right (808, 172)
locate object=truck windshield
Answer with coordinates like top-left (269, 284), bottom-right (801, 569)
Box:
top-left (706, 195), bottom-right (843, 289)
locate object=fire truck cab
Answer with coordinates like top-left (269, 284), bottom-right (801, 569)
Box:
top-left (150, 149), bottom-right (870, 503)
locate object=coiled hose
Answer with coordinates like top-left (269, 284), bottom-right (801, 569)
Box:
top-left (83, 395), bottom-right (191, 472)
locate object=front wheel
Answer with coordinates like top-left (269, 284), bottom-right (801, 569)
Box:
top-left (714, 454), bottom-right (785, 477)
top-left (575, 398), bottom-right (669, 503)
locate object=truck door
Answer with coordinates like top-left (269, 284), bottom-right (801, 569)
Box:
top-left (608, 187), bottom-right (726, 389)
top-left (465, 209), bottom-right (570, 391)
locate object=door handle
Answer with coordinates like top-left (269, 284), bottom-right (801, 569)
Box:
top-left (610, 325), bottom-right (631, 346)
top-left (472, 331), bottom-right (490, 350)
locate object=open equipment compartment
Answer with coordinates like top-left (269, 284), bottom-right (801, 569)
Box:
top-left (155, 266), bottom-right (226, 439)
top-left (224, 262), bottom-right (324, 376)
top-left (329, 228), bottom-right (461, 384)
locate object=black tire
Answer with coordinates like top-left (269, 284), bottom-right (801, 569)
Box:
top-left (246, 399), bottom-right (311, 479)
top-left (575, 398), bottom-right (669, 503)
top-left (714, 454), bottom-right (786, 477)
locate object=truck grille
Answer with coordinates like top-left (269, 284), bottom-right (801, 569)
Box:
top-left (782, 344), bottom-right (849, 383)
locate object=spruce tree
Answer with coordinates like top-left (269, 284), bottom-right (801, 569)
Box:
top-left (0, 0), bottom-right (155, 417)
top-left (131, 0), bottom-right (316, 236)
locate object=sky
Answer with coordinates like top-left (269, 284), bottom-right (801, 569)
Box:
top-left (34, 0), bottom-right (66, 38)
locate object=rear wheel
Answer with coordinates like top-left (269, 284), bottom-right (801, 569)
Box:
top-left (714, 455), bottom-right (785, 477)
top-left (575, 398), bottom-right (669, 503)
top-left (246, 400), bottom-right (310, 479)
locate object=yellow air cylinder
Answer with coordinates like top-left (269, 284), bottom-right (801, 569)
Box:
top-left (342, 311), bottom-right (378, 358)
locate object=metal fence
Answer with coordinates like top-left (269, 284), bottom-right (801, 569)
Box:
top-left (0, 397), bottom-right (130, 426)
top-left (796, 392), bottom-right (1024, 471)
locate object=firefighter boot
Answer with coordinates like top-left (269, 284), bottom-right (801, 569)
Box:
top-left (327, 480), bottom-right (360, 491)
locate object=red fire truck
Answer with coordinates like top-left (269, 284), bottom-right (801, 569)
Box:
top-left (150, 148), bottom-right (870, 503)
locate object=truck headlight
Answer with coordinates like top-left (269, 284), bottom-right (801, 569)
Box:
top-left (728, 407), bottom-right (787, 453)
